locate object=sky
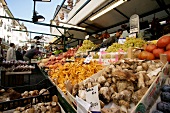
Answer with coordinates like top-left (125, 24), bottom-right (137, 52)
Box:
top-left (5, 0), bottom-right (62, 39)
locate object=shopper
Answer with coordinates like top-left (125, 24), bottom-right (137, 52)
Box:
top-left (16, 47), bottom-right (24, 61)
top-left (23, 47), bottom-right (41, 63)
top-left (6, 43), bottom-right (16, 61)
top-left (0, 38), bottom-right (4, 62)
top-left (94, 29), bottom-right (123, 50)
top-left (21, 46), bottom-right (27, 56)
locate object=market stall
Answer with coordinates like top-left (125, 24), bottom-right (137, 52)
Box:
top-left (1, 0), bottom-right (170, 112)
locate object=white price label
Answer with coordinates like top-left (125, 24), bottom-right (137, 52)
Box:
top-left (76, 96), bottom-right (91, 113)
top-left (86, 85), bottom-right (101, 112)
top-left (100, 48), bottom-right (107, 52)
top-left (84, 55), bottom-right (93, 64)
top-left (31, 59), bottom-right (37, 63)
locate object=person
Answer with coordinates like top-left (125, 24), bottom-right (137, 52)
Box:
top-left (94, 29), bottom-right (123, 50)
top-left (23, 47), bottom-right (41, 63)
top-left (6, 43), bottom-right (16, 61)
top-left (0, 38), bottom-right (4, 62)
top-left (16, 47), bottom-right (24, 61)
top-left (21, 46), bottom-right (27, 56)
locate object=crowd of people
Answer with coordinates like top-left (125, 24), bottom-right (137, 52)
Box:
top-left (0, 38), bottom-right (41, 63)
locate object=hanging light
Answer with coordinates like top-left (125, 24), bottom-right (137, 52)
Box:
top-left (89, 0), bottom-right (127, 21)
top-left (32, 14), bottom-right (45, 23)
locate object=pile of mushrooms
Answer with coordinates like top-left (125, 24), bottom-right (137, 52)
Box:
top-left (21, 89), bottom-right (50, 98)
top-left (14, 95), bottom-right (61, 113)
top-left (72, 59), bottom-right (163, 112)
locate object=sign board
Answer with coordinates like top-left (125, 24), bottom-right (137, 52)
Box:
top-left (130, 14), bottom-right (140, 34)
top-left (86, 85), bottom-right (101, 112)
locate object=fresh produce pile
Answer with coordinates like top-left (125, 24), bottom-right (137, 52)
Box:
top-left (14, 95), bottom-right (61, 113)
top-left (38, 55), bottom-right (66, 68)
top-left (106, 37), bottom-right (146, 52)
top-left (63, 48), bottom-right (77, 58)
top-left (152, 85), bottom-right (170, 113)
top-left (0, 88), bottom-right (49, 102)
top-left (49, 58), bottom-right (103, 92)
top-left (138, 35), bottom-right (170, 61)
top-left (1, 61), bottom-right (34, 72)
top-left (72, 59), bottom-right (163, 113)
top-left (77, 40), bottom-right (97, 52)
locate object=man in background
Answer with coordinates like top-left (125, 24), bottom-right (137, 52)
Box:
top-left (23, 47), bottom-right (41, 63)
top-left (94, 29), bottom-right (123, 50)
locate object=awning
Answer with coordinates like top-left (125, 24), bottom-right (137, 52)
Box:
top-left (66, 0), bottom-right (170, 34)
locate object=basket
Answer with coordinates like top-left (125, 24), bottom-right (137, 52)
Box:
top-left (0, 78), bottom-right (55, 111)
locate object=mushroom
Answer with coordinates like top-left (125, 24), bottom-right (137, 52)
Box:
top-left (13, 111), bottom-right (20, 113)
top-left (39, 89), bottom-right (49, 95)
top-left (107, 78), bottom-right (112, 84)
top-left (142, 63), bottom-right (148, 71)
top-left (51, 102), bottom-right (57, 107)
top-left (104, 82), bottom-right (110, 87)
top-left (145, 76), bottom-right (157, 86)
top-left (72, 84), bottom-right (79, 96)
top-left (40, 106), bottom-right (47, 112)
top-left (99, 87), bottom-right (111, 103)
top-left (97, 75), bottom-right (106, 84)
top-left (136, 66), bottom-right (143, 72)
top-left (137, 73), bottom-right (145, 89)
top-left (78, 90), bottom-right (86, 100)
top-left (52, 95), bottom-right (58, 102)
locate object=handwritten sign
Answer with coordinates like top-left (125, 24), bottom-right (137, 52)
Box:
top-left (86, 85), bottom-right (101, 112)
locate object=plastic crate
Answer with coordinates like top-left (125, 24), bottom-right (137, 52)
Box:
top-left (0, 78), bottom-right (56, 111)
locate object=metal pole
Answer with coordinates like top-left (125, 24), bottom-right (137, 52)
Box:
top-left (30, 32), bottom-right (31, 42)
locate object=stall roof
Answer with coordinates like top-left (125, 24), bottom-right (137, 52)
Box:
top-left (68, 0), bottom-right (170, 34)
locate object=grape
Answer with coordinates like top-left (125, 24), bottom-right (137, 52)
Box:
top-left (161, 85), bottom-right (170, 92)
top-left (152, 110), bottom-right (163, 113)
top-left (157, 102), bottom-right (170, 113)
top-left (161, 92), bottom-right (170, 102)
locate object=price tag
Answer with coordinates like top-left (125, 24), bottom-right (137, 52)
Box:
top-left (130, 14), bottom-right (140, 33)
top-left (86, 85), bottom-right (101, 112)
top-left (31, 59), bottom-right (37, 63)
top-left (129, 33), bottom-right (136, 38)
top-left (84, 55), bottom-right (93, 64)
top-left (76, 96), bottom-right (91, 113)
top-left (100, 48), bottom-right (107, 52)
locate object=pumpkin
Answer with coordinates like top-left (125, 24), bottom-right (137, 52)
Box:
top-left (146, 44), bottom-right (157, 52)
top-left (138, 51), bottom-right (155, 60)
top-left (157, 35), bottom-right (170, 48)
top-left (153, 48), bottom-right (165, 58)
top-left (166, 44), bottom-right (170, 51)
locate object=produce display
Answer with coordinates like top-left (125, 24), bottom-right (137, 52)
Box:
top-left (71, 59), bottom-right (163, 112)
top-left (106, 37), bottom-right (146, 52)
top-left (49, 58), bottom-right (103, 92)
top-left (0, 88), bottom-right (49, 102)
top-left (14, 95), bottom-right (61, 113)
top-left (138, 35), bottom-right (170, 61)
top-left (77, 40), bottom-right (97, 52)
top-left (1, 61), bottom-right (34, 72)
top-left (152, 85), bottom-right (170, 113)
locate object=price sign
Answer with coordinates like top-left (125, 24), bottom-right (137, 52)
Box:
top-left (86, 85), bottom-right (101, 112)
top-left (76, 96), bottom-right (91, 113)
top-left (84, 55), bottom-right (93, 64)
top-left (31, 59), bottom-right (37, 63)
top-left (130, 14), bottom-right (140, 34)
top-left (100, 48), bottom-right (107, 52)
